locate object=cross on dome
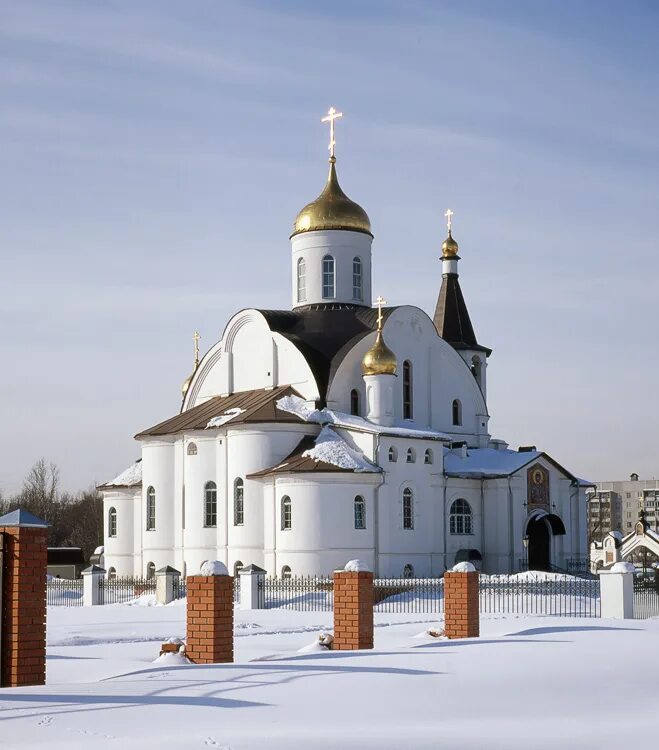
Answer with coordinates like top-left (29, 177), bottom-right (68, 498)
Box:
top-left (445, 208), bottom-right (454, 233)
top-left (193, 330), bottom-right (201, 368)
top-left (321, 106), bottom-right (343, 159)
top-left (375, 295), bottom-right (387, 330)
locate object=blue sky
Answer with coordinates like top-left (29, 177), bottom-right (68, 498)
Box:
top-left (1, 0), bottom-right (658, 492)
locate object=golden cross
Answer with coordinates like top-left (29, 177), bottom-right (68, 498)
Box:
top-left (375, 295), bottom-right (387, 330)
top-left (192, 330), bottom-right (201, 368)
top-left (445, 208), bottom-right (454, 233)
top-left (321, 106), bottom-right (343, 158)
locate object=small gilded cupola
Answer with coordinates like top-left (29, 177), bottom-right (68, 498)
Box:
top-left (361, 296), bottom-right (397, 426)
top-left (290, 108), bottom-right (373, 310)
top-left (181, 330), bottom-right (201, 401)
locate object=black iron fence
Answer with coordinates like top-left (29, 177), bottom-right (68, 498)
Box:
top-left (173, 576), bottom-right (187, 601)
top-left (98, 576), bottom-right (156, 605)
top-left (633, 573), bottom-right (659, 619)
top-left (259, 576), bottom-right (334, 610)
top-left (47, 578), bottom-right (84, 606)
top-left (374, 577), bottom-right (444, 613)
top-left (480, 576), bottom-right (600, 617)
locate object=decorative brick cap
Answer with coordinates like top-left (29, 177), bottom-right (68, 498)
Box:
top-left (452, 562), bottom-right (477, 573)
top-left (0, 508), bottom-right (49, 528)
top-left (199, 560), bottom-right (229, 576)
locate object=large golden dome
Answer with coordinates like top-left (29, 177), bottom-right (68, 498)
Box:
top-left (362, 330), bottom-right (398, 377)
top-left (292, 157), bottom-right (372, 238)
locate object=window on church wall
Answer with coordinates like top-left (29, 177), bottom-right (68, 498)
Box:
top-left (452, 399), bottom-right (462, 426)
top-left (281, 496), bottom-right (292, 530)
top-left (471, 357), bottom-right (481, 384)
top-left (187, 442), bottom-right (197, 456)
top-left (406, 447), bottom-right (416, 463)
top-left (281, 565), bottom-right (292, 579)
top-left (234, 478), bottom-right (244, 526)
top-left (297, 257), bottom-right (306, 303)
top-left (403, 563), bottom-right (414, 578)
top-left (388, 446), bottom-right (398, 462)
top-left (233, 561), bottom-right (244, 577)
top-left (204, 481), bottom-right (217, 528)
top-left (350, 389), bottom-right (360, 416)
top-left (146, 486), bottom-right (156, 530)
top-left (322, 255), bottom-right (335, 299)
top-left (354, 495), bottom-right (366, 529)
top-left (352, 256), bottom-right (363, 301)
top-left (146, 561), bottom-right (156, 580)
top-left (424, 449), bottom-right (433, 465)
top-left (108, 567), bottom-right (117, 580)
top-left (527, 464), bottom-right (550, 510)
top-left (108, 507), bottom-right (117, 537)
top-left (450, 498), bottom-right (473, 535)
top-left (403, 361), bottom-right (413, 419)
top-left (402, 488), bottom-right (414, 530)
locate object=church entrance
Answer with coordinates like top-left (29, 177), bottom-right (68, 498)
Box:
top-left (527, 517), bottom-right (551, 571)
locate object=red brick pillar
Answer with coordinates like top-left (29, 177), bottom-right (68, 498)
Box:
top-left (444, 565), bottom-right (480, 639)
top-left (186, 566), bottom-right (233, 664)
top-left (333, 564), bottom-right (374, 651)
top-left (0, 510), bottom-right (49, 688)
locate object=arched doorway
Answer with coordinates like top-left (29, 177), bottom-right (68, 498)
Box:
top-left (527, 516), bottom-right (551, 571)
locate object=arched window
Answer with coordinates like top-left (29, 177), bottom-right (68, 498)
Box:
top-left (403, 360), bottom-right (413, 419)
top-left (281, 565), bottom-right (292, 579)
top-left (234, 478), bottom-right (244, 526)
top-left (388, 446), bottom-right (398, 462)
top-left (187, 442), bottom-right (198, 456)
top-left (406, 447), bottom-right (416, 464)
top-left (450, 498), bottom-right (473, 535)
top-left (108, 566), bottom-right (117, 580)
top-left (108, 507), bottom-right (117, 537)
top-left (354, 495), bottom-right (366, 529)
top-left (322, 255), bottom-right (335, 299)
top-left (424, 449), bottom-right (433, 465)
top-left (297, 257), bottom-right (306, 303)
top-left (402, 488), bottom-right (414, 530)
top-left (452, 399), bottom-right (462, 426)
top-left (233, 561), bottom-right (244, 578)
top-left (352, 256), bottom-right (363, 301)
top-left (403, 563), bottom-right (414, 578)
top-left (146, 561), bottom-right (156, 580)
top-left (471, 356), bottom-right (481, 384)
top-left (281, 495), bottom-right (292, 530)
top-left (350, 388), bottom-right (360, 416)
top-left (204, 481), bottom-right (217, 528)
top-left (146, 486), bottom-right (156, 530)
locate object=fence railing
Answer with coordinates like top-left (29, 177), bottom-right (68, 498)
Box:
top-left (259, 576), bottom-right (334, 610)
top-left (98, 576), bottom-right (156, 605)
top-left (173, 576), bottom-right (187, 601)
top-left (47, 578), bottom-right (84, 606)
top-left (374, 577), bottom-right (444, 613)
top-left (633, 575), bottom-right (659, 619)
top-left (480, 577), bottom-right (600, 617)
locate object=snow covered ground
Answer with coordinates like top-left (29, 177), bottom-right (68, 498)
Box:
top-left (1, 603), bottom-right (658, 749)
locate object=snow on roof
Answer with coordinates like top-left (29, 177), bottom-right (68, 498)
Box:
top-left (206, 407), bottom-right (246, 428)
top-left (302, 426), bottom-right (379, 473)
top-left (277, 395), bottom-right (450, 440)
top-left (443, 447), bottom-right (542, 478)
top-left (100, 459), bottom-right (142, 488)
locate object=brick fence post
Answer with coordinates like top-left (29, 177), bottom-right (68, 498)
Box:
top-left (333, 560), bottom-right (374, 651)
top-left (186, 561), bottom-right (233, 664)
top-left (444, 562), bottom-right (480, 639)
top-left (0, 509), bottom-right (49, 688)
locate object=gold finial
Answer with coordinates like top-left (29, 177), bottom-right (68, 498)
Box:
top-left (445, 208), bottom-right (454, 234)
top-left (375, 295), bottom-right (387, 331)
top-left (321, 106), bottom-right (343, 159)
top-left (441, 208), bottom-right (459, 258)
top-left (193, 330), bottom-right (201, 369)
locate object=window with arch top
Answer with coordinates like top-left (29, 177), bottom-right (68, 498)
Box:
top-left (146, 486), bottom-right (156, 530)
top-left (354, 495), bottom-right (366, 529)
top-left (281, 565), bottom-right (292, 579)
top-left (108, 566), bottom-right (117, 580)
top-left (406, 447), bottom-right (416, 463)
top-left (450, 498), bottom-right (473, 535)
top-left (388, 446), bottom-right (398, 462)
top-left (297, 257), bottom-right (306, 303)
top-left (402, 488), bottom-right (414, 530)
top-left (233, 478), bottom-right (244, 526)
top-left (204, 481), bottom-right (217, 528)
top-left (350, 388), bottom-right (360, 416)
top-left (424, 448), bottom-right (433, 465)
top-left (108, 506), bottom-right (117, 537)
top-left (403, 563), bottom-right (414, 578)
top-left (352, 256), bottom-right (363, 301)
top-left (452, 399), bottom-right (462, 426)
top-left (146, 561), bottom-right (156, 580)
top-left (322, 255), bottom-right (335, 299)
top-left (403, 360), bottom-right (413, 419)
top-left (233, 560), bottom-right (244, 578)
top-left (281, 495), bottom-right (292, 530)
top-left (187, 442), bottom-right (198, 456)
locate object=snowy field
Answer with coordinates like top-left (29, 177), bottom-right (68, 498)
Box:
top-left (0, 602), bottom-right (657, 750)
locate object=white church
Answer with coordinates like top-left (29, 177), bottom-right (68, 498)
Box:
top-left (100, 109), bottom-right (589, 579)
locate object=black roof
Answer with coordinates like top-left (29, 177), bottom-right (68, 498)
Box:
top-left (433, 274), bottom-right (491, 355)
top-left (258, 304), bottom-right (398, 405)
top-left (48, 547), bottom-right (85, 566)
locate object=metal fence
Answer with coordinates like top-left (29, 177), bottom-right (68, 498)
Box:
top-left (633, 575), bottom-right (659, 619)
top-left (374, 577), bottom-right (444, 613)
top-left (173, 575), bottom-right (187, 601)
top-left (98, 576), bottom-right (156, 605)
top-left (259, 576), bottom-right (334, 610)
top-left (47, 578), bottom-right (84, 606)
top-left (480, 577), bottom-right (601, 617)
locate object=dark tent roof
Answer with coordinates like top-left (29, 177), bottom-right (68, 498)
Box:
top-left (248, 435), bottom-right (370, 477)
top-left (433, 274), bottom-right (490, 355)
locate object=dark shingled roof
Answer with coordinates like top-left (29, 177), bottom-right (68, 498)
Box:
top-left (258, 304), bottom-right (398, 404)
top-left (248, 435), bottom-right (362, 477)
top-left (433, 274), bottom-right (491, 355)
top-left (48, 547), bottom-right (85, 566)
top-left (135, 385), bottom-right (305, 439)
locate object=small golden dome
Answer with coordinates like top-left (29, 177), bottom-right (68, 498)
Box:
top-left (362, 330), bottom-right (398, 376)
top-left (442, 230), bottom-right (459, 258)
top-left (181, 373), bottom-right (193, 397)
top-left (292, 157), bottom-right (372, 238)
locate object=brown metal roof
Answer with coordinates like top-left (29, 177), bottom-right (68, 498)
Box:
top-left (247, 435), bottom-right (359, 477)
top-left (135, 385), bottom-right (305, 439)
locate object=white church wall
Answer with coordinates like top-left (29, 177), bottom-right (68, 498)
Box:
top-left (140, 440), bottom-right (176, 576)
top-left (102, 488), bottom-right (139, 577)
top-left (444, 480), bottom-right (484, 571)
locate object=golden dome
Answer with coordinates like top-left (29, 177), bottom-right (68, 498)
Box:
top-left (362, 330), bottom-right (398, 377)
top-left (181, 373), bottom-right (193, 397)
top-left (442, 230), bottom-right (459, 258)
top-left (292, 157), bottom-right (372, 238)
